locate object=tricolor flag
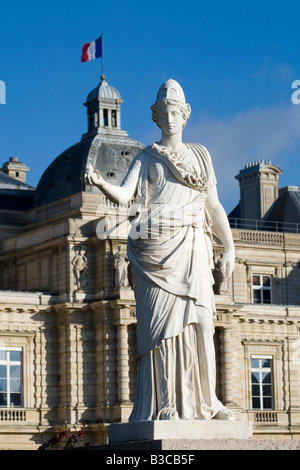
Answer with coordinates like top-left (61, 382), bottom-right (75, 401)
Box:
top-left (81, 35), bottom-right (102, 62)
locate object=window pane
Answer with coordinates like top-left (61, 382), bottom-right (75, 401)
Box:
top-left (261, 358), bottom-right (271, 368)
top-left (0, 351), bottom-right (6, 361)
top-left (263, 397), bottom-right (272, 409)
top-left (262, 372), bottom-right (271, 384)
top-left (262, 290), bottom-right (271, 303)
top-left (9, 351), bottom-right (21, 362)
top-left (252, 397), bottom-right (261, 409)
top-left (10, 393), bottom-right (21, 407)
top-left (252, 372), bottom-right (260, 383)
top-left (0, 379), bottom-right (7, 392)
top-left (0, 365), bottom-right (6, 378)
top-left (10, 379), bottom-right (21, 393)
top-left (0, 393), bottom-right (7, 406)
top-left (253, 275), bottom-right (261, 286)
top-left (252, 384), bottom-right (260, 396)
top-left (251, 358), bottom-right (260, 368)
top-left (253, 290), bottom-right (261, 303)
top-left (10, 365), bottom-right (21, 379)
top-left (263, 276), bottom-right (271, 286)
top-left (263, 385), bottom-right (272, 396)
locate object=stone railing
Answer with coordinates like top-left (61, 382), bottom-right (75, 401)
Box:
top-left (0, 408), bottom-right (27, 423)
top-left (247, 410), bottom-right (289, 427)
top-left (238, 230), bottom-right (284, 245)
top-left (228, 217), bottom-right (300, 234)
top-left (35, 199), bottom-right (72, 221)
top-left (254, 411), bottom-right (278, 423)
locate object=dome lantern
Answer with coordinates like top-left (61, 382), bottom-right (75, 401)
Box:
top-left (82, 76), bottom-right (127, 139)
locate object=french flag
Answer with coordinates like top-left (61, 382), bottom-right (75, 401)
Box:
top-left (81, 36), bottom-right (102, 62)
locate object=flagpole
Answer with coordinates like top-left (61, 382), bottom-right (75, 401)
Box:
top-left (101, 33), bottom-right (105, 81)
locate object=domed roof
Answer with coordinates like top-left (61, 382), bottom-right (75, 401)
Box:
top-left (34, 135), bottom-right (144, 207)
top-left (34, 138), bottom-right (92, 207)
top-left (34, 78), bottom-right (145, 207)
top-left (86, 78), bottom-right (121, 102)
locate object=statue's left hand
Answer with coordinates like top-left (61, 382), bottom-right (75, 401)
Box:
top-left (220, 249), bottom-right (235, 279)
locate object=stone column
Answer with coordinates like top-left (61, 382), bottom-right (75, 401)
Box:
top-left (94, 305), bottom-right (105, 418)
top-left (35, 326), bottom-right (50, 425)
top-left (221, 326), bottom-right (236, 406)
top-left (94, 302), bottom-right (119, 423)
top-left (55, 304), bottom-right (76, 424)
top-left (57, 321), bottom-right (71, 424)
top-left (34, 328), bottom-right (42, 411)
top-left (117, 323), bottom-right (131, 404)
top-left (112, 302), bottom-right (136, 422)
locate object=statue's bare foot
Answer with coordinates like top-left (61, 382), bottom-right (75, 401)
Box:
top-left (213, 406), bottom-right (235, 420)
top-left (159, 409), bottom-right (179, 420)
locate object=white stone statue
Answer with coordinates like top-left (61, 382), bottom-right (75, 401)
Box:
top-left (72, 245), bottom-right (88, 292)
top-left (84, 79), bottom-right (235, 421)
top-left (114, 245), bottom-right (129, 287)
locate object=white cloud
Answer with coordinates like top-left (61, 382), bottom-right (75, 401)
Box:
top-left (184, 103), bottom-right (300, 212)
top-left (252, 62), bottom-right (294, 83)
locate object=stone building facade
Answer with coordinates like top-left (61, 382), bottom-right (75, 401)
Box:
top-left (0, 78), bottom-right (299, 449)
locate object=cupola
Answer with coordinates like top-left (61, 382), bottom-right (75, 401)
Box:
top-left (82, 75), bottom-right (127, 139)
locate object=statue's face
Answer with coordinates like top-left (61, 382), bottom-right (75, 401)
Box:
top-left (158, 103), bottom-right (184, 136)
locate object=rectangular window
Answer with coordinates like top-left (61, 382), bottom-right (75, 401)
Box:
top-left (251, 355), bottom-right (273, 410)
top-left (0, 348), bottom-right (22, 407)
top-left (94, 111), bottom-right (99, 127)
top-left (103, 109), bottom-right (108, 126)
top-left (111, 110), bottom-right (117, 127)
top-left (253, 274), bottom-right (272, 304)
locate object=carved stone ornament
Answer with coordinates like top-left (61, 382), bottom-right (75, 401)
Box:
top-left (71, 245), bottom-right (88, 292)
top-left (114, 246), bottom-right (129, 288)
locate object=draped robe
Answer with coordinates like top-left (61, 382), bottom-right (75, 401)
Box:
top-left (126, 142), bottom-right (222, 421)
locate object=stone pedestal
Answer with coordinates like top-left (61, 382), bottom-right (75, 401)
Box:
top-left (113, 287), bottom-right (135, 300)
top-left (108, 420), bottom-right (253, 444)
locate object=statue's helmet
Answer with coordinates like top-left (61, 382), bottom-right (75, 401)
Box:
top-left (151, 79), bottom-right (191, 127)
top-left (155, 79), bottom-right (186, 105)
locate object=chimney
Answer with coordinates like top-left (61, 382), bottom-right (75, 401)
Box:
top-left (1, 157), bottom-right (30, 184)
top-left (235, 160), bottom-right (282, 220)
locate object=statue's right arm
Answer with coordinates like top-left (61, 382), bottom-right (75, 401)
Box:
top-left (85, 157), bottom-right (142, 205)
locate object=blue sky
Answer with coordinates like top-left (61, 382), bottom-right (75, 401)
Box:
top-left (1, 0), bottom-right (300, 213)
